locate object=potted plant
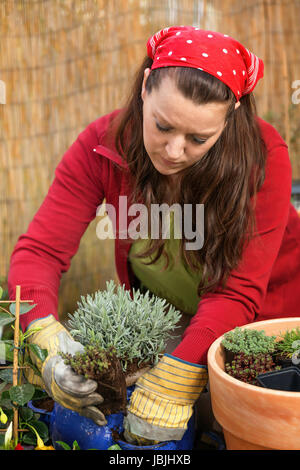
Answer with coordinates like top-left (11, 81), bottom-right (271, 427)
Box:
top-left (273, 327), bottom-right (300, 368)
top-left (208, 317), bottom-right (300, 450)
top-left (50, 280), bottom-right (195, 450)
top-left (221, 327), bottom-right (281, 385)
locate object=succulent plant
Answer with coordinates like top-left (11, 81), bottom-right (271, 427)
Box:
top-left (275, 328), bottom-right (300, 359)
top-left (60, 345), bottom-right (127, 415)
top-left (225, 352), bottom-right (281, 385)
top-left (222, 327), bottom-right (277, 355)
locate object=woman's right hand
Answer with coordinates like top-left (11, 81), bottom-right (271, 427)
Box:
top-left (26, 315), bottom-right (107, 426)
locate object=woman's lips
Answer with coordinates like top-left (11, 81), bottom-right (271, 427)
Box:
top-left (160, 156), bottom-right (180, 166)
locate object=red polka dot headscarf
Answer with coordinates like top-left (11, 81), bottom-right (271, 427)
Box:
top-left (147, 26), bottom-right (264, 102)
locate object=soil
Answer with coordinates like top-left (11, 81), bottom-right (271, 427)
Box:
top-left (223, 347), bottom-right (235, 365)
top-left (61, 348), bottom-right (154, 416)
top-left (111, 428), bottom-right (126, 443)
top-left (62, 347), bottom-right (127, 416)
top-left (95, 357), bottom-right (152, 415)
top-left (33, 397), bottom-right (55, 412)
top-left (274, 352), bottom-right (293, 368)
top-left (91, 354), bottom-right (127, 416)
top-left (124, 358), bottom-right (151, 376)
top-left (124, 358), bottom-right (152, 387)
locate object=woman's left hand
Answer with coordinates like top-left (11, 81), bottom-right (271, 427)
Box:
top-left (123, 354), bottom-right (208, 443)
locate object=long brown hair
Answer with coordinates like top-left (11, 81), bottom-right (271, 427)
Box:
top-left (113, 56), bottom-right (267, 296)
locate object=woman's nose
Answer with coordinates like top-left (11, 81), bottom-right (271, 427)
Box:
top-left (165, 136), bottom-right (185, 160)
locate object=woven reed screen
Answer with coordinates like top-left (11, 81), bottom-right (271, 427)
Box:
top-left (1, 0), bottom-right (299, 319)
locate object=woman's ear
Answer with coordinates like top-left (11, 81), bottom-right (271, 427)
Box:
top-left (141, 68), bottom-right (151, 101)
top-left (234, 101), bottom-right (241, 110)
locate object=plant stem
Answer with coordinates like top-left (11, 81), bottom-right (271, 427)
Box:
top-left (12, 285), bottom-right (21, 443)
top-left (0, 305), bottom-right (12, 315)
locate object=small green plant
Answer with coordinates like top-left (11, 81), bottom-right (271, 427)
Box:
top-left (275, 328), bottom-right (300, 359)
top-left (60, 345), bottom-right (127, 415)
top-left (61, 345), bottom-right (114, 380)
top-left (56, 439), bottom-right (119, 450)
top-left (67, 280), bottom-right (181, 371)
top-left (222, 327), bottom-right (277, 355)
top-left (225, 352), bottom-right (281, 385)
top-left (56, 440), bottom-right (81, 450)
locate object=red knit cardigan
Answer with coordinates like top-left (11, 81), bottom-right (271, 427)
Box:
top-left (8, 109), bottom-right (300, 364)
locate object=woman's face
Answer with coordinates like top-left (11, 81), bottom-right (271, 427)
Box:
top-left (141, 68), bottom-right (240, 178)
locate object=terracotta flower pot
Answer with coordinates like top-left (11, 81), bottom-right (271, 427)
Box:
top-left (207, 317), bottom-right (300, 450)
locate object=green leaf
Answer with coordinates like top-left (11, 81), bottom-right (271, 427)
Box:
top-left (72, 440), bottom-right (81, 450)
top-left (0, 381), bottom-right (7, 394)
top-left (21, 419), bottom-right (49, 446)
top-left (0, 287), bottom-right (3, 300)
top-left (30, 419), bottom-right (49, 441)
top-left (56, 440), bottom-right (71, 450)
top-left (21, 431), bottom-right (37, 446)
top-left (0, 398), bottom-right (13, 410)
top-left (9, 303), bottom-right (37, 316)
top-left (0, 369), bottom-right (13, 384)
top-left (27, 363), bottom-right (42, 378)
top-left (20, 406), bottom-right (34, 422)
top-left (0, 314), bottom-right (15, 328)
top-left (26, 343), bottom-right (48, 363)
top-left (0, 340), bottom-right (14, 363)
top-left (108, 444), bottom-right (122, 450)
top-left (32, 388), bottom-right (48, 401)
top-left (9, 384), bottom-right (35, 406)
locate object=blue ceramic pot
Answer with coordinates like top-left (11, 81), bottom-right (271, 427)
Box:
top-left (28, 399), bottom-right (52, 427)
top-left (50, 387), bottom-right (195, 450)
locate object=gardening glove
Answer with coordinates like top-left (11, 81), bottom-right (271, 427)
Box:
top-left (123, 353), bottom-right (208, 444)
top-left (25, 315), bottom-right (107, 426)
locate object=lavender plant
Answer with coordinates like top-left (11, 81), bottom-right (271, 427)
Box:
top-left (67, 280), bottom-right (181, 371)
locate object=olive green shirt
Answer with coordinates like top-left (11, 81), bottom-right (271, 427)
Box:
top-left (128, 212), bottom-right (202, 315)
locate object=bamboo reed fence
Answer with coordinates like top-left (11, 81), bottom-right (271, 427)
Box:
top-left (1, 0), bottom-right (300, 320)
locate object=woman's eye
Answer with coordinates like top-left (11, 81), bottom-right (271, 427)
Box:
top-left (155, 122), bottom-right (169, 132)
top-left (155, 121), bottom-right (207, 145)
top-left (192, 137), bottom-right (207, 145)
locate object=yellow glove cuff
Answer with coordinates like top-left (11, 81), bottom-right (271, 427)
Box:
top-left (128, 388), bottom-right (194, 429)
top-left (135, 354), bottom-right (208, 404)
top-left (127, 354), bottom-right (208, 431)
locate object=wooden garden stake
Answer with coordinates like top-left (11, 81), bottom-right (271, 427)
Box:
top-left (12, 285), bottom-right (21, 443)
top-left (0, 287), bottom-right (33, 439)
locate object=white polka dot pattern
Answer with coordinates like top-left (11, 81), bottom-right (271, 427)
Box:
top-left (146, 26), bottom-right (264, 102)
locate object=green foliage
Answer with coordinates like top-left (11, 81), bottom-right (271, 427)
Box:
top-left (67, 280), bottom-right (181, 370)
top-left (9, 384), bottom-right (35, 406)
top-left (108, 444), bottom-right (122, 450)
top-left (60, 345), bottom-right (115, 379)
top-left (0, 397), bottom-right (50, 447)
top-left (225, 352), bottom-right (281, 385)
top-left (222, 327), bottom-right (277, 355)
top-left (56, 440), bottom-right (99, 450)
top-left (20, 418), bottom-right (49, 446)
top-left (0, 283), bottom-right (51, 448)
top-left (275, 328), bottom-right (300, 358)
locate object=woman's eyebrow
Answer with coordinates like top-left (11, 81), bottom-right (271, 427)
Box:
top-left (154, 112), bottom-right (216, 138)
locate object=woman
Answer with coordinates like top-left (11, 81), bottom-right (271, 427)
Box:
top-left (8, 26), bottom-right (300, 443)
